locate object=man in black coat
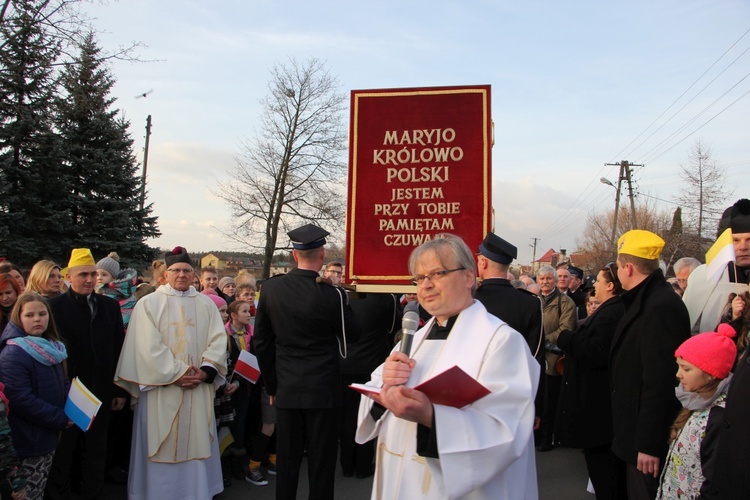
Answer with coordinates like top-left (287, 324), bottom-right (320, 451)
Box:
top-left (474, 232), bottom-right (543, 363)
top-left (339, 292), bottom-right (400, 479)
top-left (609, 230), bottom-right (690, 499)
top-left (253, 224), bottom-right (361, 500)
top-left (474, 233), bottom-right (545, 438)
top-left (46, 248), bottom-right (126, 500)
top-left (565, 265), bottom-right (588, 320)
top-left (703, 341), bottom-right (750, 498)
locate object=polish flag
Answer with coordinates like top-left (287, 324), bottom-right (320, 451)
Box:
top-left (233, 350), bottom-right (260, 383)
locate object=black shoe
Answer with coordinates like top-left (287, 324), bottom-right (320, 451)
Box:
top-left (355, 464), bottom-right (375, 479)
top-left (105, 467), bottom-right (129, 484)
top-left (536, 444), bottom-right (554, 452)
top-left (230, 457), bottom-right (245, 481)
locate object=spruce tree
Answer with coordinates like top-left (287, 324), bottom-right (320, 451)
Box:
top-left (0, 1), bottom-right (70, 266)
top-left (56, 33), bottom-right (159, 266)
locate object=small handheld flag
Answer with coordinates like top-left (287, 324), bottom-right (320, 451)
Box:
top-left (706, 229), bottom-right (736, 285)
top-left (218, 427), bottom-right (234, 455)
top-left (233, 350), bottom-right (260, 384)
top-left (64, 377), bottom-right (102, 431)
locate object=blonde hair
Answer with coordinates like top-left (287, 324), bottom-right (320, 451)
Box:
top-left (151, 260), bottom-right (167, 286)
top-left (26, 260), bottom-right (65, 297)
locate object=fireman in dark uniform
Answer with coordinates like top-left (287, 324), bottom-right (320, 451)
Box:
top-left (566, 265), bottom-right (588, 320)
top-left (253, 224), bottom-right (361, 500)
top-left (474, 232), bottom-right (544, 363)
top-left (474, 232), bottom-right (545, 433)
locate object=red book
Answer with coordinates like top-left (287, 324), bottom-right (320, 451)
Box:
top-left (350, 365), bottom-right (490, 409)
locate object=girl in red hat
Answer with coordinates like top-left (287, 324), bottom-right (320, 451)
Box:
top-left (657, 323), bottom-right (737, 499)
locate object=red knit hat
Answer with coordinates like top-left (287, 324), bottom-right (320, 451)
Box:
top-left (675, 323), bottom-right (737, 379)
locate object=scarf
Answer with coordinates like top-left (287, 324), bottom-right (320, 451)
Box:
top-left (0, 382), bottom-right (9, 414)
top-left (541, 287), bottom-right (561, 307)
top-left (7, 336), bottom-right (68, 366)
top-left (675, 374), bottom-right (733, 411)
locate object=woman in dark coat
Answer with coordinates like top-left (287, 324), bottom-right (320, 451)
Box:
top-left (0, 293), bottom-right (69, 499)
top-left (556, 262), bottom-right (626, 500)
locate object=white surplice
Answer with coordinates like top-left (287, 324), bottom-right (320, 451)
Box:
top-left (356, 301), bottom-right (540, 500)
top-left (114, 285), bottom-right (227, 499)
top-left (682, 264), bottom-right (749, 333)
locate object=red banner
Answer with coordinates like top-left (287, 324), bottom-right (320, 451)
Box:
top-left (346, 85), bottom-right (492, 286)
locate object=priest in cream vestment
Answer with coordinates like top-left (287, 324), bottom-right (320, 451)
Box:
top-left (115, 247), bottom-right (227, 500)
top-left (357, 235), bottom-right (540, 499)
top-left (682, 200), bottom-right (750, 333)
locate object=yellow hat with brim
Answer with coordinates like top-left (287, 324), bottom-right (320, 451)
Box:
top-left (68, 248), bottom-right (96, 268)
top-left (617, 230), bottom-right (665, 260)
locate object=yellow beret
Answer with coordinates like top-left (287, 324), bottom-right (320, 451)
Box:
top-left (617, 230), bottom-right (664, 260)
top-left (68, 248), bottom-right (96, 268)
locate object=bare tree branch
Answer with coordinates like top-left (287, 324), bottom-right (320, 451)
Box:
top-left (674, 139), bottom-right (733, 240)
top-left (214, 58), bottom-right (347, 277)
top-left (576, 199), bottom-right (672, 269)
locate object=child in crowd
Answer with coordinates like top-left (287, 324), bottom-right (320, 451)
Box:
top-left (224, 298), bottom-right (276, 486)
top-left (234, 284), bottom-right (257, 318)
top-left (200, 267), bottom-right (220, 293)
top-left (96, 253), bottom-right (138, 332)
top-left (204, 294), bottom-right (235, 486)
top-left (0, 382), bottom-right (25, 500)
top-left (0, 294), bottom-right (70, 499)
top-left (219, 277), bottom-right (236, 304)
top-left (584, 292), bottom-right (601, 317)
top-left (657, 323), bottom-right (737, 499)
top-left (205, 293), bottom-right (228, 323)
top-left (223, 301), bottom-right (253, 472)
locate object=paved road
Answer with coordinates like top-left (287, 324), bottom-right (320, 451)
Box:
top-left (104, 445), bottom-right (593, 499)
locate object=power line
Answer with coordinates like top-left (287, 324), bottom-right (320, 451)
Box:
top-left (627, 45), bottom-right (750, 162)
top-left (538, 163), bottom-right (612, 237)
top-left (642, 86), bottom-right (750, 165)
top-left (607, 26), bottom-right (750, 164)
top-left (540, 189), bottom-right (612, 241)
top-left (639, 68), bottom-right (750, 164)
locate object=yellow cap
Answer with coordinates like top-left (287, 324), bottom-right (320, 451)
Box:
top-left (68, 248), bottom-right (96, 268)
top-left (617, 230), bottom-right (665, 260)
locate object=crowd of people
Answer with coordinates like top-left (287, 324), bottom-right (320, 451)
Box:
top-left (0, 198), bottom-right (748, 500)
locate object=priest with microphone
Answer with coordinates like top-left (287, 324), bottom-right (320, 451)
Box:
top-left (356, 233), bottom-right (540, 499)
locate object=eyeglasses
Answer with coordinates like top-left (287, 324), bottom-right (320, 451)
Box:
top-left (411, 268), bottom-right (465, 285)
top-left (603, 262), bottom-right (617, 282)
top-left (167, 268), bottom-right (193, 275)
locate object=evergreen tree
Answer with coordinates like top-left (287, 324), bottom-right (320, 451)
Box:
top-left (55, 33), bottom-right (159, 266)
top-left (0, 1), bottom-right (70, 266)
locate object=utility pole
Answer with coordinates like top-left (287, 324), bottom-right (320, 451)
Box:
top-left (530, 237), bottom-right (540, 275)
top-left (604, 160), bottom-right (643, 242)
top-left (139, 115), bottom-right (152, 212)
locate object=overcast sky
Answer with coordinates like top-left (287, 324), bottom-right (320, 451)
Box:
top-left (83, 0), bottom-right (750, 264)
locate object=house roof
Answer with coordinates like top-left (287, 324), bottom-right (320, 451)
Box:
top-left (533, 248), bottom-right (557, 263)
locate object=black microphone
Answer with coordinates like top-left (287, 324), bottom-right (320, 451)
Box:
top-left (399, 303), bottom-right (420, 357)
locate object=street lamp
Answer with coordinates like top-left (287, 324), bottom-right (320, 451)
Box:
top-left (601, 177), bottom-right (621, 254)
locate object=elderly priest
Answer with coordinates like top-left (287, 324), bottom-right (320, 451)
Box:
top-left (115, 246), bottom-right (227, 499)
